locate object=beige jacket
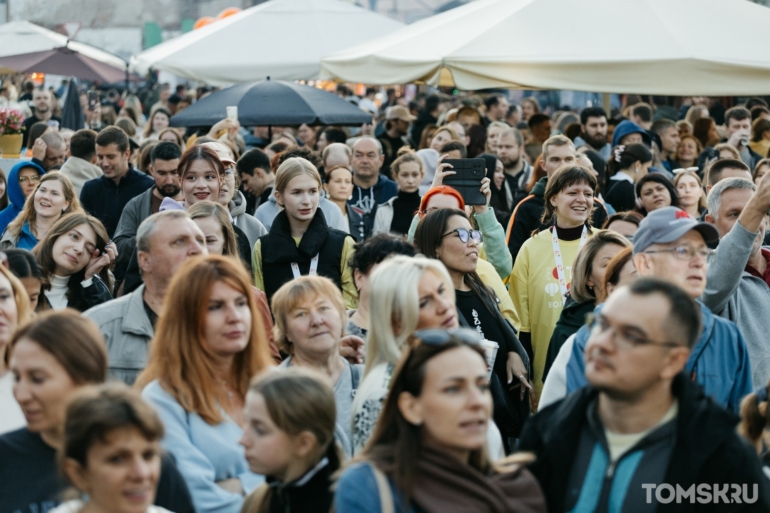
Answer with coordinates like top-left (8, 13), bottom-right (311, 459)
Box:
top-left (59, 156), bottom-right (102, 198)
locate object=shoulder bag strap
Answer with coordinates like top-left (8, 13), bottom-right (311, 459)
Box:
top-left (371, 465), bottom-right (394, 513)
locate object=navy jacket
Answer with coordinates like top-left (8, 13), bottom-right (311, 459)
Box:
top-left (80, 167), bottom-right (154, 238)
top-left (565, 302), bottom-right (753, 414)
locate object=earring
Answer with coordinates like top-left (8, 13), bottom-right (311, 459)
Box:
top-left (635, 166), bottom-right (640, 174)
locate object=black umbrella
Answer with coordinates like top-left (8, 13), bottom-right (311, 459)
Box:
top-left (169, 79), bottom-right (372, 127)
top-left (61, 78), bottom-right (84, 131)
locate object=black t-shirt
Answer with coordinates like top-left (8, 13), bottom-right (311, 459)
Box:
top-left (455, 289), bottom-right (507, 376)
top-left (143, 299), bottom-right (159, 329)
top-left (0, 427), bottom-right (195, 513)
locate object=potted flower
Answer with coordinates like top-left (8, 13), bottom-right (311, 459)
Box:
top-left (0, 109), bottom-right (25, 158)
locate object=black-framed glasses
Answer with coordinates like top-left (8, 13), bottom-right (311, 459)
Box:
top-left (586, 313), bottom-right (683, 350)
top-left (413, 328), bottom-right (483, 347)
top-left (643, 246), bottom-right (715, 264)
top-left (442, 228), bottom-right (482, 244)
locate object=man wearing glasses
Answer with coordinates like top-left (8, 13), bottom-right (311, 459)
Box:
top-left (560, 206), bottom-right (752, 414)
top-left (519, 279), bottom-right (770, 513)
top-left (703, 174), bottom-right (770, 388)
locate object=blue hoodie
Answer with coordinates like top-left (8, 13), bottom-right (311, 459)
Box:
top-left (565, 302), bottom-right (752, 413)
top-left (0, 161), bottom-right (45, 234)
top-left (611, 119), bottom-right (652, 148)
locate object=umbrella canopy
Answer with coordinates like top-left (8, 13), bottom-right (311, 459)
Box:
top-left (321, 0), bottom-right (770, 95)
top-left (0, 21), bottom-right (127, 71)
top-left (169, 79), bottom-right (372, 127)
top-left (0, 47), bottom-right (127, 83)
top-left (131, 0), bottom-right (404, 85)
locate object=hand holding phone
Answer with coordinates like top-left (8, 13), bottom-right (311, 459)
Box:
top-left (226, 106), bottom-right (238, 123)
top-left (442, 158), bottom-right (487, 205)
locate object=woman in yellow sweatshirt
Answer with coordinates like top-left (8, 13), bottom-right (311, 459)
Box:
top-left (510, 165), bottom-right (598, 402)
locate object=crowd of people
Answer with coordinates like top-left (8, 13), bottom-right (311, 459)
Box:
top-left (1, 84), bottom-right (770, 513)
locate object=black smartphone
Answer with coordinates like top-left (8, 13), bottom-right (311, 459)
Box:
top-left (87, 91), bottom-right (98, 110)
top-left (443, 158), bottom-right (487, 205)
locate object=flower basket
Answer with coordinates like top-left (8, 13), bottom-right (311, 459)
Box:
top-left (0, 109), bottom-right (25, 158)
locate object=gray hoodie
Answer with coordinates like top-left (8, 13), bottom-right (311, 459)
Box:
top-left (230, 190), bottom-right (267, 248)
top-left (702, 220), bottom-right (770, 388)
top-left (254, 193), bottom-right (347, 232)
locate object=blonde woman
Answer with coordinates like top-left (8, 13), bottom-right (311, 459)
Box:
top-left (351, 255), bottom-right (460, 455)
top-left (0, 172), bottom-right (79, 250)
top-left (674, 170), bottom-right (707, 218)
top-left (251, 157), bottom-right (357, 308)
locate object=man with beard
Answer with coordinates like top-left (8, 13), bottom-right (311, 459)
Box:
top-left (22, 89), bottom-right (61, 147)
top-left (113, 141), bottom-right (183, 276)
top-left (377, 105), bottom-right (415, 177)
top-left (574, 107), bottom-right (611, 161)
top-left (496, 127), bottom-right (532, 208)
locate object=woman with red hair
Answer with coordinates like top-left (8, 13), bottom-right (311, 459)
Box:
top-left (136, 255), bottom-right (274, 513)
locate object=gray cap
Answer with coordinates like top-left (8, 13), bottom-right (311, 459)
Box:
top-left (632, 207), bottom-right (719, 254)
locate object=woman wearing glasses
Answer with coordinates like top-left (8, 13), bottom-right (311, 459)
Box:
top-left (510, 166), bottom-right (598, 403)
top-left (0, 161), bottom-right (46, 235)
top-left (336, 329), bottom-right (546, 513)
top-left (415, 209), bottom-right (530, 448)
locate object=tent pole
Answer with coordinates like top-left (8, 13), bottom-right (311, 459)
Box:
top-left (602, 92), bottom-right (611, 115)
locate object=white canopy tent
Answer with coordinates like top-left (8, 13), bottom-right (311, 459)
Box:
top-left (0, 21), bottom-right (127, 71)
top-left (321, 0), bottom-right (770, 95)
top-left (131, 0), bottom-right (404, 85)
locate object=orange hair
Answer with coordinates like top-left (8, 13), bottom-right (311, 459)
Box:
top-left (418, 186), bottom-right (465, 217)
top-left (135, 255), bottom-right (273, 425)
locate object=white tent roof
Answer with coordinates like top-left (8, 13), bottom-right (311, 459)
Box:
top-left (0, 21), bottom-right (127, 70)
top-left (321, 0), bottom-right (770, 95)
top-left (131, 0), bottom-right (404, 85)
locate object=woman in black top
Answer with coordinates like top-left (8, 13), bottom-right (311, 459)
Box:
top-left (414, 208), bottom-right (530, 445)
top-left (604, 143), bottom-right (653, 213)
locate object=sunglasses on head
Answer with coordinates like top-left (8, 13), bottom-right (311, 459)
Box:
top-left (413, 328), bottom-right (483, 347)
top-left (442, 228), bottom-right (483, 244)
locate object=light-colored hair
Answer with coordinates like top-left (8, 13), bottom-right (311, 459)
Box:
top-left (274, 157), bottom-right (322, 203)
top-left (271, 275), bottom-right (346, 356)
top-left (365, 256), bottom-right (453, 376)
top-left (135, 256), bottom-right (273, 425)
top-left (498, 127), bottom-right (523, 146)
top-left (6, 172), bottom-right (80, 241)
top-left (706, 177), bottom-right (756, 220)
top-left (321, 142), bottom-right (351, 163)
top-left (431, 126), bottom-right (459, 144)
top-left (673, 170), bottom-right (707, 212)
top-left (247, 367), bottom-right (339, 467)
top-left (542, 134), bottom-right (574, 160)
top-left (188, 200), bottom-right (238, 258)
top-left (390, 148), bottom-right (424, 177)
top-left (352, 136), bottom-right (383, 155)
top-left (136, 210), bottom-right (189, 253)
top-left (570, 230), bottom-right (630, 304)
top-left (714, 142), bottom-right (741, 160)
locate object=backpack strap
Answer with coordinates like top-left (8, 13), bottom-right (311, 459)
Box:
top-left (371, 465), bottom-right (394, 513)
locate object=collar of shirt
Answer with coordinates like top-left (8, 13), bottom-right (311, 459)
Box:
top-left (744, 248), bottom-right (770, 287)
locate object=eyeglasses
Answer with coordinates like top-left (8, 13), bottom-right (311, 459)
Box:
top-left (413, 328), bottom-right (483, 347)
top-left (643, 246), bottom-right (715, 264)
top-left (18, 175), bottom-right (40, 184)
top-left (442, 228), bottom-right (483, 244)
top-left (586, 313), bottom-right (683, 350)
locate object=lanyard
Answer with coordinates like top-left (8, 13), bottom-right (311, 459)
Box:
top-left (291, 254), bottom-right (319, 279)
top-left (551, 225), bottom-right (588, 301)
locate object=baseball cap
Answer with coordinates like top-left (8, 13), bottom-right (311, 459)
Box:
top-left (632, 207), bottom-right (719, 255)
top-left (386, 105), bottom-right (416, 123)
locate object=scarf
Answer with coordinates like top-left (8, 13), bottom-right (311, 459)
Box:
top-left (389, 446), bottom-right (546, 513)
